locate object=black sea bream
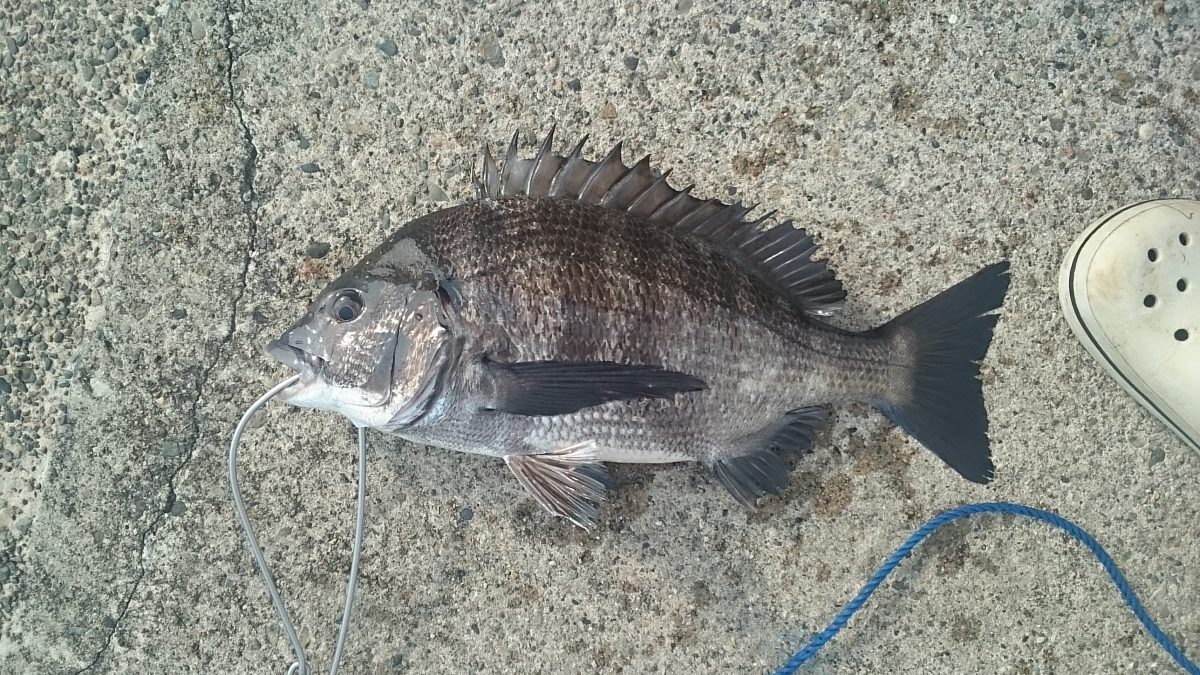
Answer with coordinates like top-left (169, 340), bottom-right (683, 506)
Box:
top-left (267, 130), bottom-right (1011, 528)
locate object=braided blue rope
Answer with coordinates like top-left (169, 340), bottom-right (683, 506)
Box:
top-left (773, 502), bottom-right (1199, 675)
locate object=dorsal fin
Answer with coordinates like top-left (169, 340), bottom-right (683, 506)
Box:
top-left (475, 128), bottom-right (845, 315)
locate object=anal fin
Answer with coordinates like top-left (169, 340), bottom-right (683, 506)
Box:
top-left (713, 450), bottom-right (792, 509)
top-left (765, 405), bottom-right (828, 457)
top-left (713, 405), bottom-right (828, 508)
top-left (505, 442), bottom-right (612, 529)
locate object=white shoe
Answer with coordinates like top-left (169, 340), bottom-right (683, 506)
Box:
top-left (1058, 199), bottom-right (1199, 456)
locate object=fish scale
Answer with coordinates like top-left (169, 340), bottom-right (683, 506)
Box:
top-left (267, 130), bottom-right (1011, 529)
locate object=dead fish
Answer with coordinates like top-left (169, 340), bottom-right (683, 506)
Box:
top-left (266, 129), bottom-right (1011, 529)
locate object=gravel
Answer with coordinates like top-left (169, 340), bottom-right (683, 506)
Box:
top-left (305, 241), bottom-right (331, 258)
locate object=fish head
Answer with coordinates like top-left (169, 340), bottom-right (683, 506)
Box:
top-left (265, 260), bottom-right (453, 429)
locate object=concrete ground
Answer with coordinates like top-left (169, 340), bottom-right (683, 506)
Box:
top-left (2, 0), bottom-right (1198, 673)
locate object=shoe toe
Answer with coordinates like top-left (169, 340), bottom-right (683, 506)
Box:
top-left (1059, 199), bottom-right (1199, 455)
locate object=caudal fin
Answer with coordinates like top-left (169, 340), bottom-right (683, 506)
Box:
top-left (874, 261), bottom-right (1011, 483)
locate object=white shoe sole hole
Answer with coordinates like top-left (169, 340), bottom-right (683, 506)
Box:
top-left (1137, 233), bottom-right (1193, 338)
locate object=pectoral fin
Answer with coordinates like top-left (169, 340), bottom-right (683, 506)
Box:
top-left (484, 358), bottom-right (707, 416)
top-left (505, 441), bottom-right (612, 529)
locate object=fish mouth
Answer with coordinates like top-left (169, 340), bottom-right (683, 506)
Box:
top-left (264, 338), bottom-right (321, 398)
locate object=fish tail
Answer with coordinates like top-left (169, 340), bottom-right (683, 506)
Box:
top-left (871, 261), bottom-right (1011, 483)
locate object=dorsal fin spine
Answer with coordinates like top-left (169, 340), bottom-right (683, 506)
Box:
top-left (500, 131), bottom-right (520, 195)
top-left (752, 210), bottom-right (778, 226)
top-left (475, 130), bottom-right (847, 315)
top-left (527, 126), bottom-right (556, 196)
top-left (691, 203), bottom-right (732, 237)
top-left (576, 139), bottom-right (610, 198)
top-left (763, 240), bottom-right (813, 265)
top-left (650, 185), bottom-right (694, 220)
top-left (620, 157), bottom-right (656, 204)
top-left (600, 155), bottom-right (646, 208)
top-left (580, 142), bottom-right (623, 200)
top-left (568, 136), bottom-right (588, 158)
top-left (626, 169), bottom-right (673, 214)
top-left (549, 136), bottom-right (589, 197)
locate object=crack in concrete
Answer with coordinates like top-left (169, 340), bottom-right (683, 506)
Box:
top-left (73, 2), bottom-right (260, 672)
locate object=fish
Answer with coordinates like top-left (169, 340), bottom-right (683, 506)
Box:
top-left (266, 129), bottom-right (1011, 529)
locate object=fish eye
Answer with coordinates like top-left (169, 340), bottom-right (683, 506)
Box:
top-left (331, 290), bottom-right (364, 323)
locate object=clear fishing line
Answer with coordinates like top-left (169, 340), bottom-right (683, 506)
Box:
top-left (229, 375), bottom-right (368, 675)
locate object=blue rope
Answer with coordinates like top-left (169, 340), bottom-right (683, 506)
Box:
top-left (773, 502), bottom-right (1199, 675)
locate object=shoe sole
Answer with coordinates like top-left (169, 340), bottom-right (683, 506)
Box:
top-left (1058, 198), bottom-right (1199, 456)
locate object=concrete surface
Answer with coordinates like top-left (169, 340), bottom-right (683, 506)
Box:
top-left (2, 0), bottom-right (1198, 673)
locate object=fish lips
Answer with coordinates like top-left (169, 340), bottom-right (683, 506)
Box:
top-left (264, 337), bottom-right (321, 402)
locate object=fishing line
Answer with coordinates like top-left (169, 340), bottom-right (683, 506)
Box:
top-left (772, 502), bottom-right (1200, 675)
top-left (229, 376), bottom-right (368, 675)
top-left (230, 389), bottom-right (1196, 673)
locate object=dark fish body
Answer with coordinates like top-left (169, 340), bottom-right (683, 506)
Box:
top-left (380, 198), bottom-right (894, 459)
top-left (268, 131), bottom-right (1010, 528)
